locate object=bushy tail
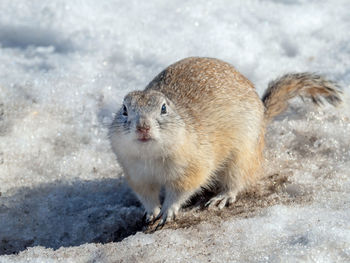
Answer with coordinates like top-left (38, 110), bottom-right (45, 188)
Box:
top-left (262, 73), bottom-right (342, 122)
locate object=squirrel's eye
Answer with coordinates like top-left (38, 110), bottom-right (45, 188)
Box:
top-left (122, 105), bottom-right (128, 116)
top-left (161, 103), bottom-right (167, 114)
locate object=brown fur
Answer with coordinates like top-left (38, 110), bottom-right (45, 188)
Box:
top-left (110, 57), bottom-right (342, 224)
top-left (262, 72), bottom-right (342, 122)
top-left (146, 57), bottom-right (265, 184)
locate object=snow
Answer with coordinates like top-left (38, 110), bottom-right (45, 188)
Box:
top-left (0, 0), bottom-right (349, 262)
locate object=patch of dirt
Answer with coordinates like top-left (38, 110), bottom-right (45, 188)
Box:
top-left (144, 171), bottom-right (313, 233)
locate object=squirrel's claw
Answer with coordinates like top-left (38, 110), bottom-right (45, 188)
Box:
top-left (205, 192), bottom-right (236, 209)
top-left (154, 211), bottom-right (163, 222)
top-left (155, 219), bottom-right (166, 231)
top-left (152, 206), bottom-right (178, 230)
top-left (143, 207), bottom-right (161, 225)
top-left (155, 210), bottom-right (176, 230)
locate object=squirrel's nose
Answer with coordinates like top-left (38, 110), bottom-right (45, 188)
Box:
top-left (137, 125), bottom-right (150, 133)
top-left (136, 118), bottom-right (151, 133)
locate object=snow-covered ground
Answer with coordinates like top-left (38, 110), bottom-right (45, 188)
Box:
top-left (0, 0), bottom-right (350, 262)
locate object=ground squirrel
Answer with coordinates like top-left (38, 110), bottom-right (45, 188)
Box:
top-left (109, 57), bottom-right (341, 227)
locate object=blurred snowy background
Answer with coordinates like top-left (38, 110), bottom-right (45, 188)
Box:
top-left (0, 0), bottom-right (349, 262)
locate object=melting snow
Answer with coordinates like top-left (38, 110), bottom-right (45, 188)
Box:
top-left (0, 0), bottom-right (349, 262)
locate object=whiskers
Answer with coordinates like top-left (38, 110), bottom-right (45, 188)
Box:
top-left (108, 115), bottom-right (132, 138)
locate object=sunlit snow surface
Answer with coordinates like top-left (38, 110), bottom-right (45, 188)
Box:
top-left (0, 0), bottom-right (350, 262)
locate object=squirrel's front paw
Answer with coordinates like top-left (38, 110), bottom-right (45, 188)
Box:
top-left (144, 207), bottom-right (161, 224)
top-left (154, 205), bottom-right (179, 230)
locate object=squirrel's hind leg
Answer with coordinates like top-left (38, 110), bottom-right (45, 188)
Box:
top-left (206, 133), bottom-right (264, 209)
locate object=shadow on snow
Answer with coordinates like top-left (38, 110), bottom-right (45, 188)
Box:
top-left (0, 177), bottom-right (144, 255)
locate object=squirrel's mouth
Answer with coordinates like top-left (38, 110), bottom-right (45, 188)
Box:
top-left (137, 133), bottom-right (152, 142)
top-left (138, 138), bottom-right (151, 142)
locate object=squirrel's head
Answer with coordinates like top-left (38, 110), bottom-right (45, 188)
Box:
top-left (109, 90), bottom-right (185, 158)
